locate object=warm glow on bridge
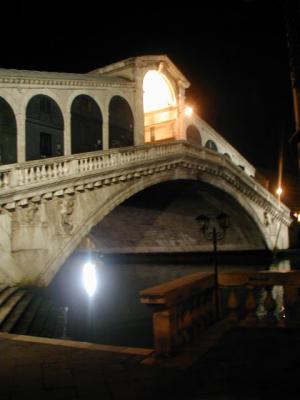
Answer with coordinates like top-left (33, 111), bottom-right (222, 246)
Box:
top-left (143, 70), bottom-right (176, 113)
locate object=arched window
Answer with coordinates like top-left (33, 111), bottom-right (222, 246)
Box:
top-left (205, 139), bottom-right (218, 152)
top-left (186, 125), bottom-right (202, 146)
top-left (109, 96), bottom-right (134, 148)
top-left (224, 153), bottom-right (231, 161)
top-left (71, 95), bottom-right (102, 154)
top-left (0, 97), bottom-right (17, 165)
top-left (26, 95), bottom-right (64, 161)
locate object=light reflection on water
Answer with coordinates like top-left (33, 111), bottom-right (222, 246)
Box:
top-left (47, 254), bottom-right (297, 348)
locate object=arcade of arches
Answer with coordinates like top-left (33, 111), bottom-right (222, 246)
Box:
top-left (0, 93), bottom-right (135, 164)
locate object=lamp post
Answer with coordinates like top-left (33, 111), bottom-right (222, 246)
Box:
top-left (196, 212), bottom-right (230, 320)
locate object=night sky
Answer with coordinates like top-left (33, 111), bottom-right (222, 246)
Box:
top-left (1, 1), bottom-right (297, 196)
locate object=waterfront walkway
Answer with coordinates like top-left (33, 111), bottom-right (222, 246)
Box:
top-left (1, 323), bottom-right (300, 399)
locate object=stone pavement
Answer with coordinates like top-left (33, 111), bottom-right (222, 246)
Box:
top-left (1, 325), bottom-right (300, 399)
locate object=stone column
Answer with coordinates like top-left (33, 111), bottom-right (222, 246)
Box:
top-left (16, 113), bottom-right (25, 162)
top-left (102, 109), bottom-right (109, 150)
top-left (64, 111), bottom-right (71, 155)
top-left (133, 67), bottom-right (145, 146)
top-left (176, 83), bottom-right (186, 140)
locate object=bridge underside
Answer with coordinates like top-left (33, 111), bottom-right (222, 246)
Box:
top-left (91, 180), bottom-right (266, 253)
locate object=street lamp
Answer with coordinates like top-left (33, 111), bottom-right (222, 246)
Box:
top-left (196, 212), bottom-right (230, 320)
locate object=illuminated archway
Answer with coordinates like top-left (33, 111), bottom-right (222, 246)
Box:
top-left (143, 70), bottom-right (177, 143)
top-left (143, 70), bottom-right (176, 113)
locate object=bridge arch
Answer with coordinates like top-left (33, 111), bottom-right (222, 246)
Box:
top-left (25, 94), bottom-right (64, 161)
top-left (0, 97), bottom-right (17, 165)
top-left (38, 166), bottom-right (273, 285)
top-left (109, 95), bottom-right (134, 148)
top-left (71, 95), bottom-right (103, 154)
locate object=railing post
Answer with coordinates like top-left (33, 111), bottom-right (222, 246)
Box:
top-left (153, 308), bottom-right (175, 357)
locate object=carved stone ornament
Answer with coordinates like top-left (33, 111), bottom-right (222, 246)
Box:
top-left (263, 211), bottom-right (269, 227)
top-left (59, 198), bottom-right (75, 235)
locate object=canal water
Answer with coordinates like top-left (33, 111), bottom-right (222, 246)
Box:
top-left (47, 252), bottom-right (299, 348)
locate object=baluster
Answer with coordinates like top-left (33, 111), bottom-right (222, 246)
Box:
top-left (63, 161), bottom-right (69, 176)
top-left (52, 163), bottom-right (58, 178)
top-left (227, 287), bottom-right (239, 322)
top-left (18, 169), bottom-right (24, 185)
top-left (41, 164), bottom-right (47, 180)
top-left (57, 162), bottom-right (63, 176)
top-left (29, 167), bottom-right (35, 182)
top-left (24, 168), bottom-right (29, 184)
top-left (263, 285), bottom-right (277, 323)
top-left (3, 172), bottom-right (9, 187)
top-left (35, 166), bottom-right (41, 181)
top-left (244, 285), bottom-right (257, 325)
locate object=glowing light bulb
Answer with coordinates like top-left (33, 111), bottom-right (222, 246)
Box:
top-left (276, 187), bottom-right (283, 196)
top-left (184, 106), bottom-right (193, 116)
top-left (82, 262), bottom-right (97, 297)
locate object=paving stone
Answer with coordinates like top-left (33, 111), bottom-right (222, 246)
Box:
top-left (42, 363), bottom-right (74, 389)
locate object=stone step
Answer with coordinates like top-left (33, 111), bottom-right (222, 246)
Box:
top-left (1, 293), bottom-right (33, 332)
top-left (0, 289), bottom-right (27, 326)
top-left (13, 296), bottom-right (43, 335)
top-left (0, 287), bottom-right (19, 308)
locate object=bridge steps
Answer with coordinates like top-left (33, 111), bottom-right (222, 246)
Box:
top-left (1, 292), bottom-right (33, 332)
top-left (13, 296), bottom-right (43, 335)
top-left (0, 287), bottom-right (64, 339)
top-left (0, 288), bottom-right (27, 325)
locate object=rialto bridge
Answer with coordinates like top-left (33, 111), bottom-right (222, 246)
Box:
top-left (0, 55), bottom-right (291, 286)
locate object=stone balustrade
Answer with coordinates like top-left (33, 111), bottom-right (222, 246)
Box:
top-left (140, 272), bottom-right (216, 356)
top-left (140, 270), bottom-right (300, 357)
top-left (0, 142), bottom-right (183, 191)
top-left (0, 140), bottom-right (291, 227)
top-left (219, 271), bottom-right (300, 325)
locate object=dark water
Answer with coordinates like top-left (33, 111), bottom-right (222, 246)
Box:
top-left (47, 253), bottom-right (299, 348)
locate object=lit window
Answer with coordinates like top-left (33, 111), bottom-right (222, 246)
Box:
top-left (143, 70), bottom-right (176, 113)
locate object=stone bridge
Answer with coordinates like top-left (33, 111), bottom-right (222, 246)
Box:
top-left (0, 55), bottom-right (291, 286)
top-left (0, 141), bottom-right (291, 286)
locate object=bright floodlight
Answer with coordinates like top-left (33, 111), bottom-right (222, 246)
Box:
top-left (276, 187), bottom-right (283, 196)
top-left (83, 262), bottom-right (97, 297)
top-left (143, 70), bottom-right (175, 113)
top-left (184, 106), bottom-right (193, 116)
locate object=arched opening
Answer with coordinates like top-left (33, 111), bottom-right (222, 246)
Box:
top-left (91, 180), bottom-right (267, 253)
top-left (205, 139), bottom-right (218, 152)
top-left (224, 153), bottom-right (231, 161)
top-left (109, 96), bottom-right (134, 148)
top-left (143, 70), bottom-right (177, 143)
top-left (186, 124), bottom-right (202, 146)
top-left (71, 95), bottom-right (103, 154)
top-left (0, 97), bottom-right (17, 165)
top-left (26, 95), bottom-right (64, 161)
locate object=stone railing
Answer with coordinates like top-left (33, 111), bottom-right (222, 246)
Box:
top-left (219, 271), bottom-right (300, 325)
top-left (140, 272), bottom-right (216, 356)
top-left (140, 270), bottom-right (300, 357)
top-left (0, 141), bottom-right (290, 224)
top-left (0, 142), bottom-right (184, 191)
